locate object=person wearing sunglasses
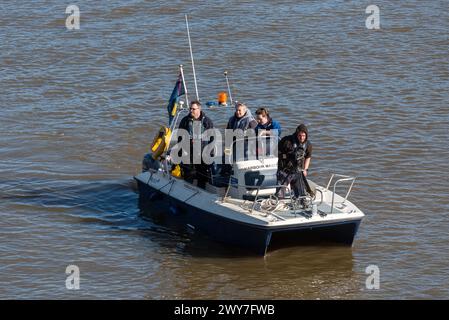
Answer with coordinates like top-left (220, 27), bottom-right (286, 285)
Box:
top-left (178, 100), bottom-right (214, 189)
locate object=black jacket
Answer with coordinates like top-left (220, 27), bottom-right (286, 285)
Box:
top-left (278, 131), bottom-right (312, 174)
top-left (178, 112), bottom-right (214, 161)
top-left (179, 111), bottom-right (214, 136)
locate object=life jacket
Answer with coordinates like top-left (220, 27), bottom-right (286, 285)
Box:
top-left (150, 126), bottom-right (172, 160)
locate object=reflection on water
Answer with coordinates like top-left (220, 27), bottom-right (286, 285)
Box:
top-left (1, 0), bottom-right (449, 299)
top-left (144, 245), bottom-right (358, 300)
top-left (137, 194), bottom-right (358, 299)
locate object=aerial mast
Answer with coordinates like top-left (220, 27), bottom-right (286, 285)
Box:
top-left (185, 14), bottom-right (199, 101)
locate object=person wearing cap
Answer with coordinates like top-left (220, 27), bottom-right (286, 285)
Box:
top-left (276, 124), bottom-right (313, 200)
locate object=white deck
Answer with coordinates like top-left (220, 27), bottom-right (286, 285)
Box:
top-left (135, 170), bottom-right (365, 229)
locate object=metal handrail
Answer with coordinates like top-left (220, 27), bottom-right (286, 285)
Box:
top-left (315, 188), bottom-right (324, 206)
top-left (326, 174), bottom-right (357, 214)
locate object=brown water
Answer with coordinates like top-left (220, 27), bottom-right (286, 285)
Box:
top-left (1, 0), bottom-right (448, 299)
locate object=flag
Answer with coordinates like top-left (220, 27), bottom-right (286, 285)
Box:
top-left (167, 73), bottom-right (185, 126)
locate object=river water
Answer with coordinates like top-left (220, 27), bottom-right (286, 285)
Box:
top-left (1, 0), bottom-right (448, 299)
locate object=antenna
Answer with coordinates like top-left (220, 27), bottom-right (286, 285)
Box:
top-left (185, 14), bottom-right (199, 101)
top-left (224, 71), bottom-right (233, 105)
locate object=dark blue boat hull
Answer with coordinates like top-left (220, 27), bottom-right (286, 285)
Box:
top-left (136, 179), bottom-right (361, 255)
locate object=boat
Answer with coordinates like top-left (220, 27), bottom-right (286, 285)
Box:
top-left (134, 17), bottom-right (364, 255)
top-left (135, 151), bottom-right (364, 255)
top-left (134, 72), bottom-right (364, 255)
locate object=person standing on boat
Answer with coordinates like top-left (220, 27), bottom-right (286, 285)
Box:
top-left (276, 124), bottom-right (313, 200)
top-left (226, 102), bottom-right (258, 131)
top-left (255, 107), bottom-right (282, 136)
top-left (255, 107), bottom-right (282, 158)
top-left (224, 102), bottom-right (258, 165)
top-left (178, 100), bottom-right (214, 189)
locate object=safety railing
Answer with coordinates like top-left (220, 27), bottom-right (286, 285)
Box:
top-left (325, 174), bottom-right (356, 214)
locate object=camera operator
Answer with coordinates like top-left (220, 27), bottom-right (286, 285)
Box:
top-left (276, 124), bottom-right (313, 200)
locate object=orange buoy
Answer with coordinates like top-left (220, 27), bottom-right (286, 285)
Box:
top-left (218, 92), bottom-right (227, 105)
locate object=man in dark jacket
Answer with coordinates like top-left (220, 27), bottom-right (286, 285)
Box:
top-left (178, 100), bottom-right (214, 189)
top-left (276, 124), bottom-right (313, 200)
